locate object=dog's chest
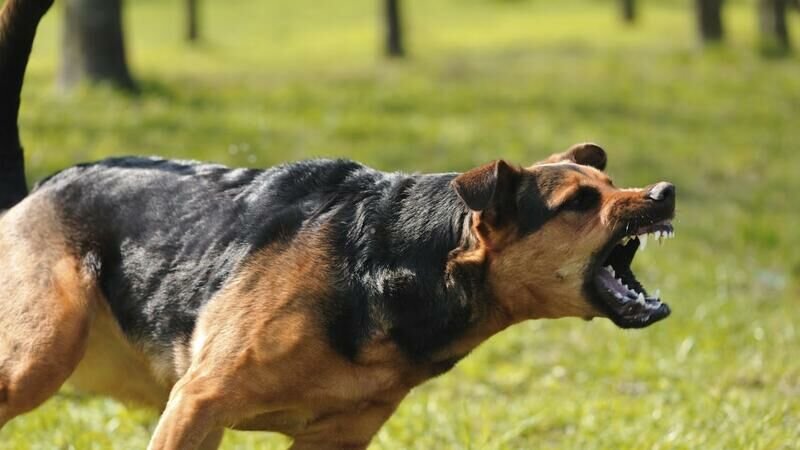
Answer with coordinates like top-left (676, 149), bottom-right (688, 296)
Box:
top-left (232, 348), bottom-right (419, 434)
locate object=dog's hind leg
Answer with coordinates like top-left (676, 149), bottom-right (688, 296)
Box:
top-left (0, 198), bottom-right (97, 428)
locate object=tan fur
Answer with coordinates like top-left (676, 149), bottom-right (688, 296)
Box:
top-left (0, 196), bottom-right (95, 426)
top-left (147, 231), bottom-right (412, 449)
top-left (488, 212), bottom-right (607, 321)
top-left (68, 300), bottom-right (171, 408)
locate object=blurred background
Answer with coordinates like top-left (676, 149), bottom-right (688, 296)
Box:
top-left (4, 0), bottom-right (800, 448)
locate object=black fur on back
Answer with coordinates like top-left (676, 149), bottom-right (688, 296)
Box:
top-left (36, 157), bottom-right (490, 363)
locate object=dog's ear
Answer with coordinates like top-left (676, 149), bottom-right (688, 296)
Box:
top-left (538, 143), bottom-right (607, 171)
top-left (452, 160), bottom-right (520, 227)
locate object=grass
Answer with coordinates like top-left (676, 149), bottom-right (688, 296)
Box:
top-left (3, 0), bottom-right (800, 448)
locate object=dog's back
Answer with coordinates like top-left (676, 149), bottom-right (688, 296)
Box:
top-left (30, 157), bottom-right (377, 349)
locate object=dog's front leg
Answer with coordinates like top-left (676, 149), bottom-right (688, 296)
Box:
top-left (198, 428), bottom-right (225, 450)
top-left (146, 375), bottom-right (230, 450)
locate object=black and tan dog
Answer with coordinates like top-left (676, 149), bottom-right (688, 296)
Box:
top-left (0, 1), bottom-right (676, 449)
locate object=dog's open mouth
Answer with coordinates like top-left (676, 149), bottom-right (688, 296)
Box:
top-left (590, 220), bottom-right (674, 328)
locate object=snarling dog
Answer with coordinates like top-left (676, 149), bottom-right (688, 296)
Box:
top-left (0, 142), bottom-right (675, 449)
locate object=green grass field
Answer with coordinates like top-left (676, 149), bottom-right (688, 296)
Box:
top-left (3, 0), bottom-right (800, 448)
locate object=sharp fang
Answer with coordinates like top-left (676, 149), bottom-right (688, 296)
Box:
top-left (639, 234), bottom-right (648, 250)
top-left (621, 236), bottom-right (631, 245)
top-left (636, 292), bottom-right (645, 305)
top-left (605, 266), bottom-right (615, 276)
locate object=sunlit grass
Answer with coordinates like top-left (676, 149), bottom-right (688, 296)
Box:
top-left (2, 0), bottom-right (799, 448)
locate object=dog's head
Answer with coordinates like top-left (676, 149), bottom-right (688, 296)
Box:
top-left (452, 143), bottom-right (674, 328)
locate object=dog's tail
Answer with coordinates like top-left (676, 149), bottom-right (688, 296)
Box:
top-left (0, 0), bottom-right (53, 210)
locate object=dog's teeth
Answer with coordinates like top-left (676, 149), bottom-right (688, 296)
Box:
top-left (604, 266), bottom-right (615, 276)
top-left (639, 234), bottom-right (648, 250)
top-left (621, 236), bottom-right (630, 245)
top-left (636, 292), bottom-right (645, 305)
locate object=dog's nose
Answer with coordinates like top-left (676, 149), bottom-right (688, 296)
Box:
top-left (646, 182), bottom-right (675, 202)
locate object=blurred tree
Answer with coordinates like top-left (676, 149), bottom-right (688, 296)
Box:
top-left (0, 0), bottom-right (54, 208)
top-left (758, 0), bottom-right (791, 52)
top-left (59, 0), bottom-right (137, 92)
top-left (620, 0), bottom-right (636, 23)
top-left (384, 0), bottom-right (405, 57)
top-left (186, 0), bottom-right (200, 43)
top-left (695, 0), bottom-right (725, 42)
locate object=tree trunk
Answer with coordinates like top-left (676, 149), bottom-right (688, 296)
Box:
top-left (59, 0), bottom-right (137, 92)
top-left (758, 0), bottom-right (791, 52)
top-left (186, 0), bottom-right (199, 43)
top-left (0, 0), bottom-right (55, 208)
top-left (384, 0), bottom-right (404, 58)
top-left (620, 0), bottom-right (636, 24)
top-left (695, 0), bottom-right (725, 43)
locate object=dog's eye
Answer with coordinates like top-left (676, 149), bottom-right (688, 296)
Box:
top-left (562, 187), bottom-right (600, 212)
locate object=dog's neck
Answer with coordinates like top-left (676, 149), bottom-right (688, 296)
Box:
top-left (370, 173), bottom-right (513, 371)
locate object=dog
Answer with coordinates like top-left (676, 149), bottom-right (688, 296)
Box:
top-left (0, 148), bottom-right (676, 449)
top-left (0, 1), bottom-right (676, 449)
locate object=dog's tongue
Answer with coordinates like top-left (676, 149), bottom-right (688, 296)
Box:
top-left (596, 268), bottom-right (638, 301)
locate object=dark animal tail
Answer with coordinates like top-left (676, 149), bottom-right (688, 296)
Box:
top-left (0, 0), bottom-right (54, 210)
